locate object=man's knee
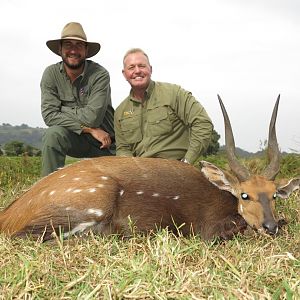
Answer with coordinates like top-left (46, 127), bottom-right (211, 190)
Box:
top-left (42, 126), bottom-right (69, 147)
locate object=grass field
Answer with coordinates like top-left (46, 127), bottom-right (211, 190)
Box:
top-left (0, 155), bottom-right (299, 299)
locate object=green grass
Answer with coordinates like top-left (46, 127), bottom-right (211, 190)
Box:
top-left (0, 155), bottom-right (299, 299)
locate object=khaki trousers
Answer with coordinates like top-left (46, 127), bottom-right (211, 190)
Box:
top-left (41, 125), bottom-right (115, 176)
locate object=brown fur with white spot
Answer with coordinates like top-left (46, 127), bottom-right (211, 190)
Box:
top-left (0, 96), bottom-right (298, 241)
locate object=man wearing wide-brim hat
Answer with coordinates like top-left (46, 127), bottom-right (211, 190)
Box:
top-left (40, 22), bottom-right (115, 176)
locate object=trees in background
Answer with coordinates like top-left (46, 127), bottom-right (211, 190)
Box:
top-left (1, 132), bottom-right (221, 157)
top-left (3, 141), bottom-right (41, 157)
top-left (204, 130), bottom-right (220, 156)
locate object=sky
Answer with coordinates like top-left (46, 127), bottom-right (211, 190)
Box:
top-left (0, 0), bottom-right (299, 153)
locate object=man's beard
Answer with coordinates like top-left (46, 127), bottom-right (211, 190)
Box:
top-left (62, 56), bottom-right (85, 70)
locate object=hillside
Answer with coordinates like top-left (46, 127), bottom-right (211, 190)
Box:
top-left (0, 123), bottom-right (292, 157)
top-left (0, 123), bottom-right (45, 149)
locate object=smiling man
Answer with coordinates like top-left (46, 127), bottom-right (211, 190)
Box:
top-left (40, 22), bottom-right (115, 176)
top-left (114, 48), bottom-right (213, 164)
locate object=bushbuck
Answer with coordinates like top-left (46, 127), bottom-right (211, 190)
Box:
top-left (0, 96), bottom-right (299, 241)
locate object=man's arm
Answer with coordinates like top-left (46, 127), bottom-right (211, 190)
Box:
top-left (175, 87), bottom-right (213, 164)
top-left (114, 108), bottom-right (134, 157)
top-left (69, 70), bottom-right (112, 129)
top-left (41, 65), bottom-right (111, 135)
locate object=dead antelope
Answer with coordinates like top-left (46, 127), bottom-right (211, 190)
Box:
top-left (0, 96), bottom-right (299, 241)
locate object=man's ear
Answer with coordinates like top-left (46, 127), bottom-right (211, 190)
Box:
top-left (122, 69), bottom-right (126, 78)
top-left (200, 160), bottom-right (238, 197)
top-left (58, 44), bottom-right (62, 56)
top-left (277, 178), bottom-right (300, 199)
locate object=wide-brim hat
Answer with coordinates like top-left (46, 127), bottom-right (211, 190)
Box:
top-left (46, 22), bottom-right (101, 58)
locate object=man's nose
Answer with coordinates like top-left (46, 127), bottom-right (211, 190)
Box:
top-left (133, 66), bottom-right (141, 72)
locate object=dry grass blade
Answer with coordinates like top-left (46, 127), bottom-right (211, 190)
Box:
top-left (0, 156), bottom-right (299, 299)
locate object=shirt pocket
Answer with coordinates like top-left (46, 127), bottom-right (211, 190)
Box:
top-left (147, 106), bottom-right (173, 136)
top-left (119, 114), bottom-right (142, 144)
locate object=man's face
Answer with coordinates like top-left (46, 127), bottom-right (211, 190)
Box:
top-left (60, 39), bottom-right (87, 70)
top-left (122, 52), bottom-right (152, 90)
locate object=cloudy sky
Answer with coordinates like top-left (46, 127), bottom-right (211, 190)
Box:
top-left (0, 0), bottom-right (299, 152)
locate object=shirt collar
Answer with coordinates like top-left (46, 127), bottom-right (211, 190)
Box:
top-left (59, 61), bottom-right (87, 80)
top-left (129, 80), bottom-right (155, 103)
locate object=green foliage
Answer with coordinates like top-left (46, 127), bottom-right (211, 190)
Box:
top-left (4, 140), bottom-right (25, 156)
top-left (0, 157), bottom-right (41, 200)
top-left (278, 154), bottom-right (300, 178)
top-left (0, 123), bottom-right (45, 149)
top-left (3, 140), bottom-right (41, 156)
top-left (196, 152), bottom-right (300, 180)
top-left (195, 153), bottom-right (228, 170)
top-left (242, 153), bottom-right (300, 179)
top-left (204, 129), bottom-right (220, 156)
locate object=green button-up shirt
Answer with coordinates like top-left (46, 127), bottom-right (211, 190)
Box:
top-left (114, 81), bottom-right (213, 164)
top-left (40, 60), bottom-right (114, 137)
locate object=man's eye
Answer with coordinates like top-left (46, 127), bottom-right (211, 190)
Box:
top-left (76, 43), bottom-right (85, 49)
top-left (63, 43), bottom-right (72, 49)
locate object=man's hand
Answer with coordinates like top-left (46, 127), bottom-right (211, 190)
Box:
top-left (82, 127), bottom-right (112, 149)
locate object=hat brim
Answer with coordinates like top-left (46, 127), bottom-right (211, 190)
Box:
top-left (46, 38), bottom-right (101, 58)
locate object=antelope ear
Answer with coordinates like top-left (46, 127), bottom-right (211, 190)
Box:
top-left (277, 178), bottom-right (300, 199)
top-left (200, 161), bottom-right (237, 197)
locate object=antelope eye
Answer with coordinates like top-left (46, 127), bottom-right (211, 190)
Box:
top-left (241, 193), bottom-right (249, 200)
top-left (273, 193), bottom-right (277, 199)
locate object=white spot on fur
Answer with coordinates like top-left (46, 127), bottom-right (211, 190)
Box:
top-left (49, 190), bottom-right (56, 196)
top-left (101, 176), bottom-right (109, 180)
top-left (87, 208), bottom-right (103, 217)
top-left (173, 195), bottom-right (180, 200)
top-left (79, 170), bottom-right (86, 173)
top-left (152, 193), bottom-right (159, 197)
top-left (59, 174), bottom-right (66, 178)
top-left (88, 188), bottom-right (96, 193)
top-left (136, 191), bottom-right (144, 195)
top-left (240, 204), bottom-right (244, 214)
top-left (66, 188), bottom-right (73, 192)
top-left (66, 207), bottom-right (73, 211)
top-left (73, 177), bottom-right (81, 181)
top-left (63, 221), bottom-right (96, 238)
top-left (120, 189), bottom-right (124, 196)
top-left (97, 184), bottom-right (104, 188)
top-left (73, 189), bottom-right (82, 193)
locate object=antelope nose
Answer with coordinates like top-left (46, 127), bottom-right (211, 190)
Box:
top-left (263, 222), bottom-right (278, 235)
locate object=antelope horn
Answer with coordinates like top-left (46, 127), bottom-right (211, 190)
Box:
top-left (218, 95), bottom-right (250, 182)
top-left (262, 95), bottom-right (281, 180)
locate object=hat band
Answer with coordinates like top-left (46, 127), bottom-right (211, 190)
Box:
top-left (61, 34), bottom-right (87, 41)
